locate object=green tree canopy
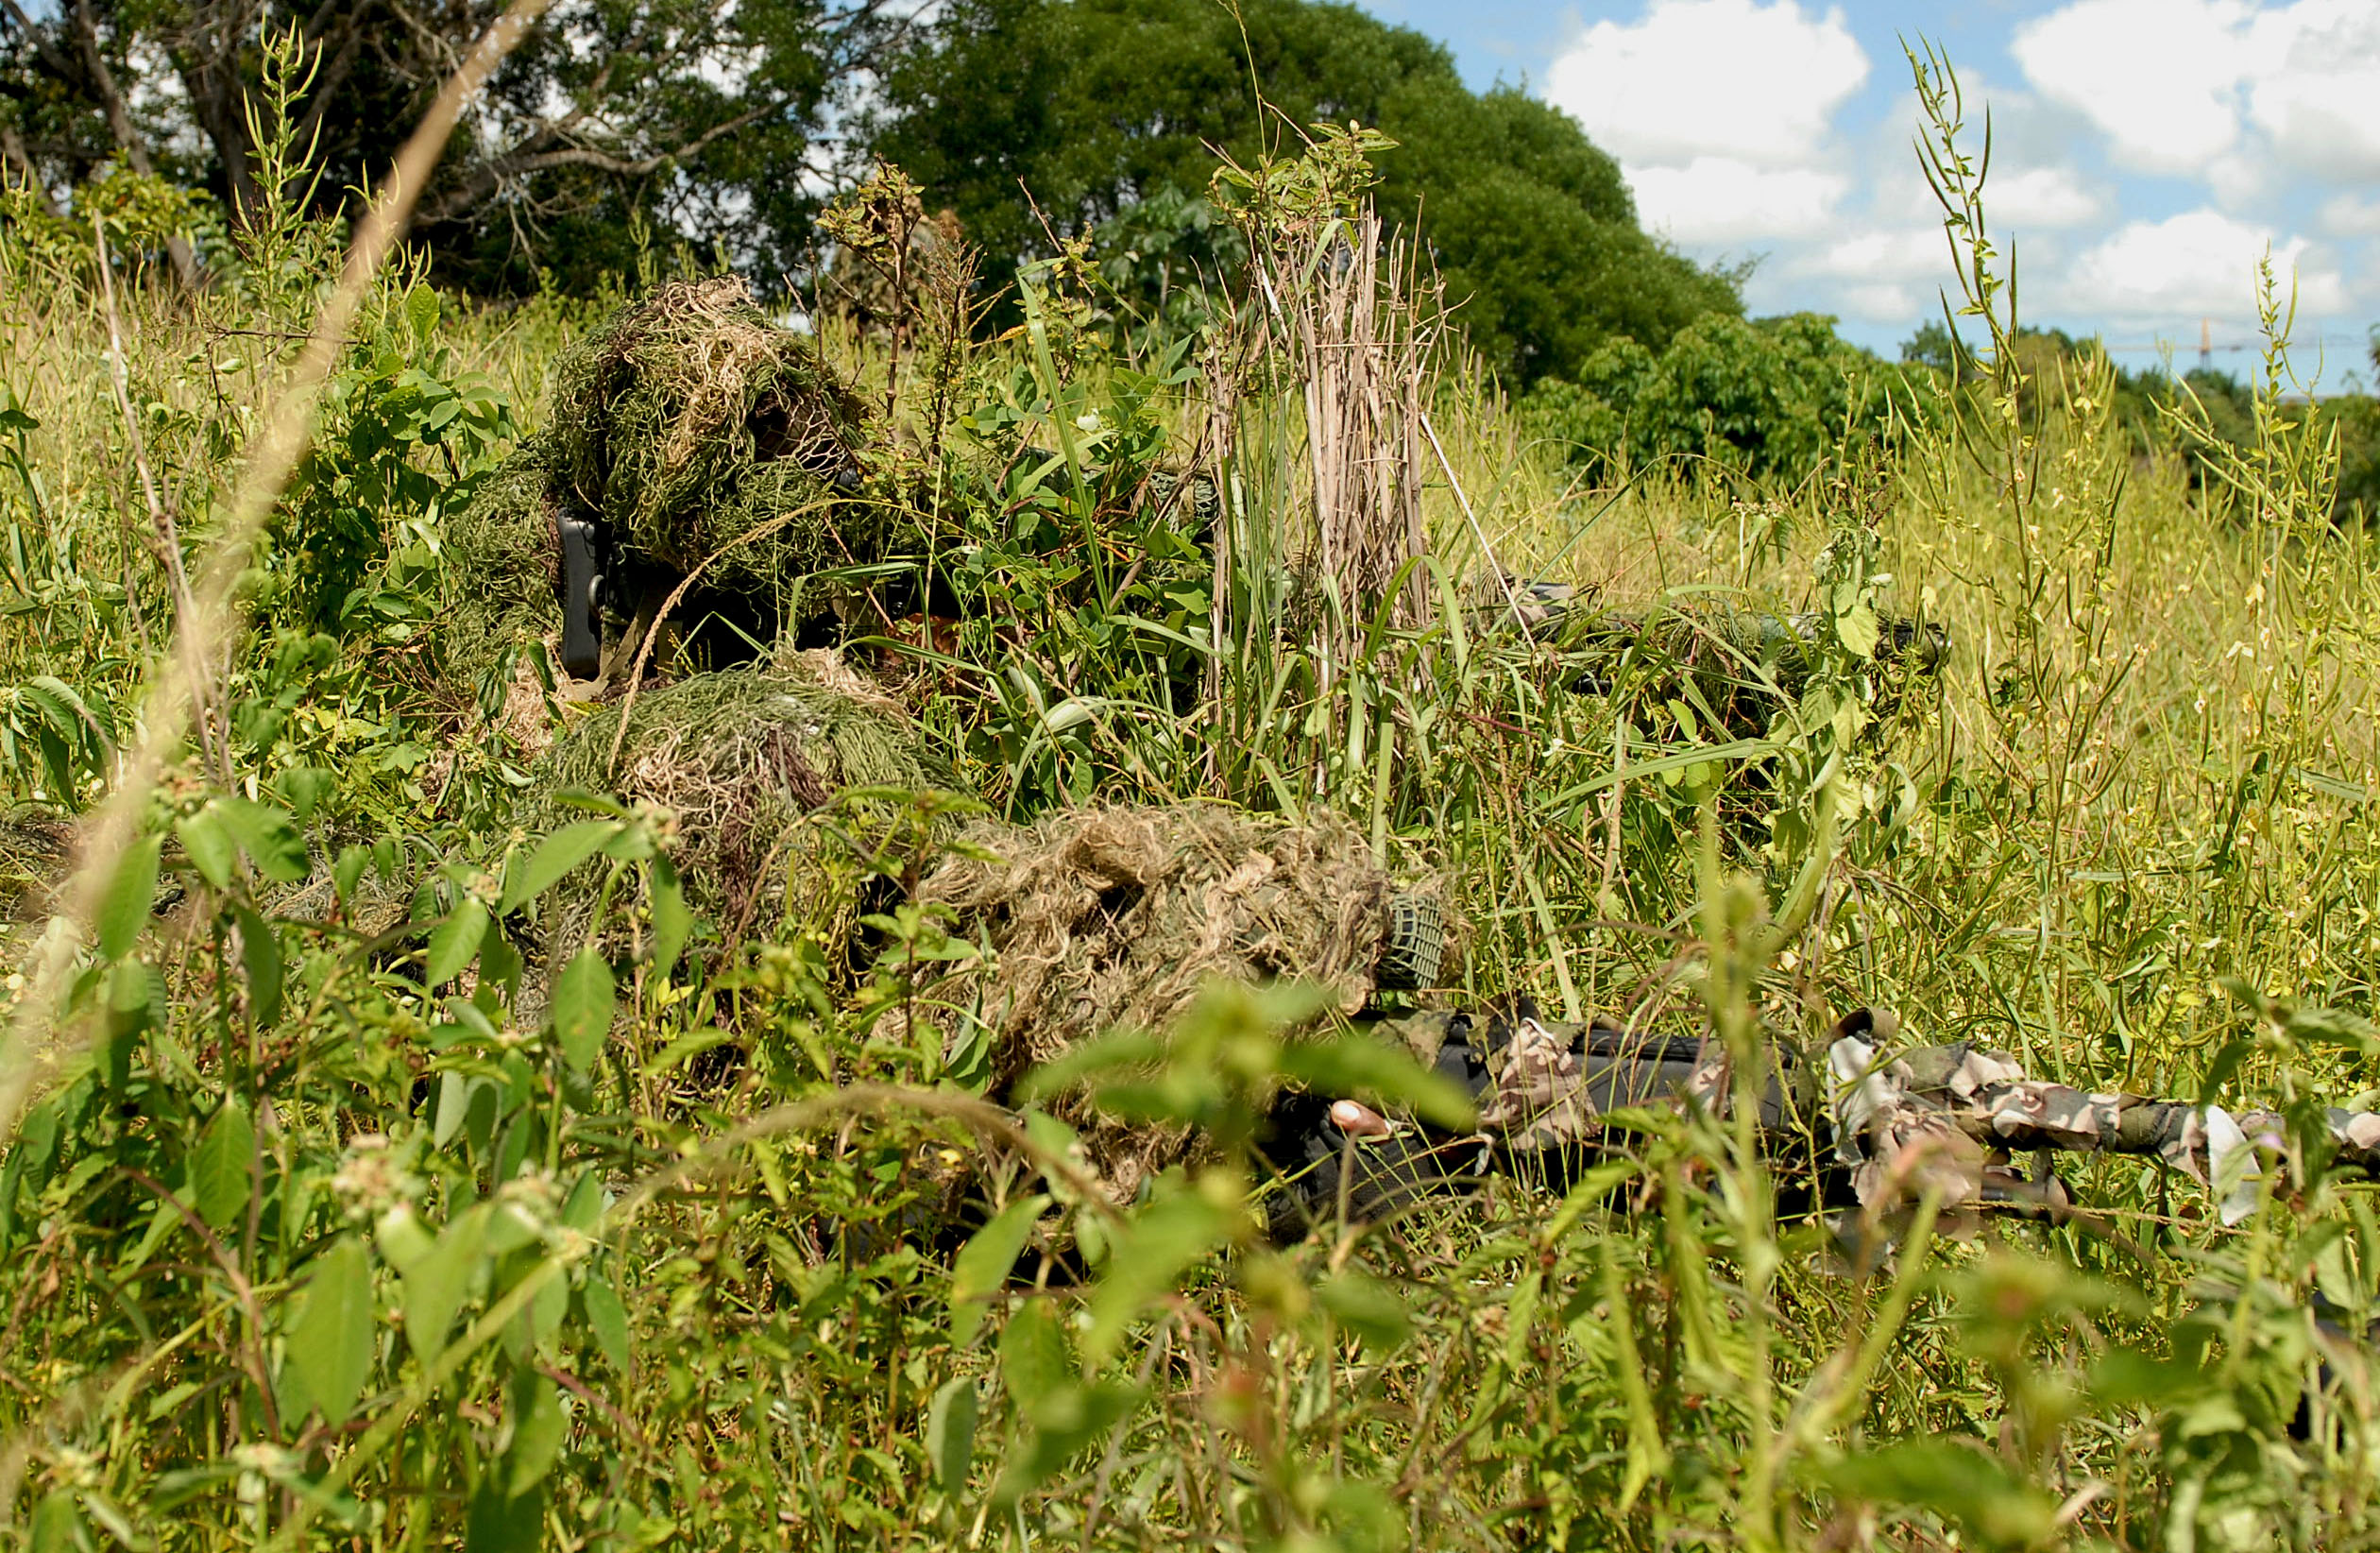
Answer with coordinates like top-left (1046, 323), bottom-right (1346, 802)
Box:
top-left (0, 0), bottom-right (908, 291)
top-left (867, 0), bottom-right (1739, 385)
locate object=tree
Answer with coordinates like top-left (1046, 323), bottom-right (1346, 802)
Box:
top-left (0, 0), bottom-right (920, 289)
top-left (867, 0), bottom-right (1737, 386)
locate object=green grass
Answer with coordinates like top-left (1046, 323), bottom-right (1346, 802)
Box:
top-left (5, 61), bottom-right (2380, 1553)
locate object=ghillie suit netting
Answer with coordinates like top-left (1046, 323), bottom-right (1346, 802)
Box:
top-left (433, 278), bottom-right (887, 710)
top-left (437, 439), bottom-right (566, 703)
top-left (546, 276), bottom-right (878, 593)
top-left (522, 652), bottom-right (947, 949)
top-left (920, 805), bottom-right (1404, 1200)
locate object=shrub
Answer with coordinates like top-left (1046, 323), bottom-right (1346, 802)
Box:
top-left (1521, 313), bottom-right (1930, 483)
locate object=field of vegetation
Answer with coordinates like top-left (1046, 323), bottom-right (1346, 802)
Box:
top-left (8, 38), bottom-right (2380, 1553)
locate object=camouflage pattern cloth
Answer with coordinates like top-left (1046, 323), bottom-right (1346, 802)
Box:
top-left (1373, 1004), bottom-right (1797, 1153)
top-left (1827, 1024), bottom-right (2380, 1225)
top-left (1474, 1013), bottom-right (1601, 1152)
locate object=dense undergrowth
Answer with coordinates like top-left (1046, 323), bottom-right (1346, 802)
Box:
top-left (7, 48), bottom-right (2380, 1553)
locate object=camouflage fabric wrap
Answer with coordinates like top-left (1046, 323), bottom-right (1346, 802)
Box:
top-left (1827, 1025), bottom-right (2380, 1225)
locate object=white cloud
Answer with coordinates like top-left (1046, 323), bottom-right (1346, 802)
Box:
top-left (2319, 193), bottom-right (2380, 236)
top-left (2013, 0), bottom-right (2247, 173)
top-left (1545, 0), bottom-right (1869, 167)
top-left (1544, 1), bottom-right (1870, 248)
top-left (1625, 159), bottom-right (1848, 245)
top-left (2014, 0), bottom-right (2380, 180)
top-left (2243, 0), bottom-right (2380, 176)
top-left (1989, 166), bottom-right (2105, 230)
top-left (1799, 227), bottom-right (1945, 284)
top-left (2055, 209), bottom-right (2348, 318)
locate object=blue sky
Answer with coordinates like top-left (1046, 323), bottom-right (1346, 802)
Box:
top-left (1359, 0), bottom-right (2380, 379)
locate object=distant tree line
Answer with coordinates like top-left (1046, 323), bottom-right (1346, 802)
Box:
top-left (5, 0), bottom-right (1736, 386)
top-left (9, 0), bottom-right (2372, 498)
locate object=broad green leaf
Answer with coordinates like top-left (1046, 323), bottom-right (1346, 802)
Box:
top-left (433, 1072), bottom-right (470, 1148)
top-left (104, 959), bottom-right (150, 1027)
top-left (1278, 1033), bottom-right (1475, 1132)
top-left (994, 1380), bottom-right (1138, 1505)
top-left (998, 1301), bottom-right (1072, 1408)
top-left (232, 905), bottom-right (282, 1028)
top-left (375, 1203), bottom-right (434, 1270)
top-left (528, 1264), bottom-right (568, 1349)
top-left (96, 833), bottom-right (161, 960)
top-left (504, 1375), bottom-right (569, 1495)
top-left (500, 822), bottom-right (622, 913)
top-left (948, 1193), bottom-right (1047, 1347)
top-left (1082, 1186), bottom-right (1233, 1370)
top-left (286, 1237), bottom-right (376, 1424)
top-left (465, 1481), bottom-right (541, 1553)
top-left (274, 766), bottom-right (334, 821)
top-left (1828, 1439), bottom-right (2057, 1551)
top-left (561, 1171), bottom-right (604, 1234)
top-left (212, 797), bottom-right (309, 881)
top-left (27, 1491), bottom-right (86, 1553)
top-left (2089, 1348), bottom-right (2210, 1408)
top-left (926, 1378), bottom-right (978, 1498)
top-left (551, 949), bottom-right (615, 1074)
top-left (582, 1274), bottom-right (631, 1377)
top-left (649, 858), bottom-right (691, 981)
top-left (425, 897), bottom-right (489, 986)
top-left (1315, 1271), bottom-right (1411, 1351)
top-left (332, 845), bottom-right (368, 903)
top-left (192, 1101), bottom-right (254, 1229)
top-left (403, 1205), bottom-right (487, 1362)
top-left (174, 810), bottom-right (236, 890)
top-left (1834, 600), bottom-right (1880, 658)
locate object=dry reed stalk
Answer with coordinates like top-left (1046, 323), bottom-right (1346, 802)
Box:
top-left (0, 0), bottom-right (558, 1145)
top-left (1262, 206), bottom-right (1436, 656)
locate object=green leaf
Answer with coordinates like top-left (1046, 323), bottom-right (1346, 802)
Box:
top-left (1834, 600), bottom-right (1880, 658)
top-left (285, 1237), bottom-right (376, 1424)
top-left (504, 1374), bottom-right (569, 1495)
top-left (500, 822), bottom-right (622, 913)
top-left (582, 1274), bottom-right (631, 1377)
top-left (232, 905), bottom-right (282, 1027)
top-left (274, 765), bottom-right (334, 821)
top-left (465, 1481), bottom-right (542, 1553)
top-left (425, 897), bottom-right (490, 986)
top-left (1082, 1185), bottom-right (1233, 1370)
top-left (997, 1301), bottom-right (1072, 1409)
top-left (926, 1378), bottom-right (979, 1498)
top-left (649, 858), bottom-right (691, 981)
top-left (332, 844), bottom-right (369, 904)
top-left (212, 797), bottom-right (309, 881)
top-left (96, 833), bottom-right (162, 960)
top-left (995, 1380), bottom-right (1139, 1505)
top-left (28, 1490), bottom-right (88, 1553)
top-left (175, 811), bottom-right (236, 890)
top-left (2089, 1348), bottom-right (2210, 1408)
top-left (403, 1205), bottom-right (487, 1362)
top-left (1316, 1271), bottom-right (1412, 1351)
top-left (550, 949), bottom-right (616, 1074)
top-left (192, 1101), bottom-right (254, 1230)
top-left (949, 1194), bottom-right (1047, 1348)
top-left (1828, 1440), bottom-right (2057, 1551)
top-left (1278, 1033), bottom-right (1476, 1132)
